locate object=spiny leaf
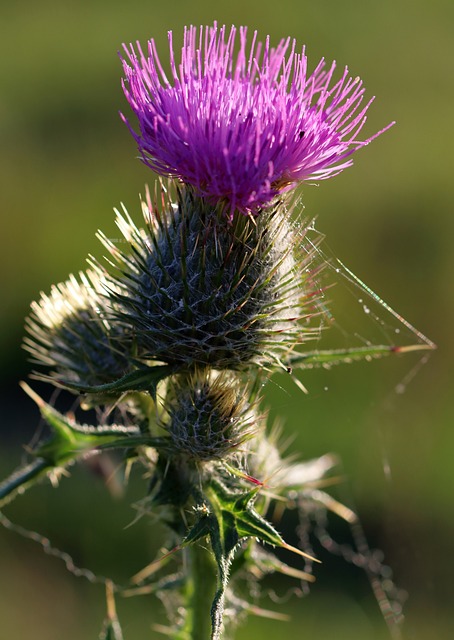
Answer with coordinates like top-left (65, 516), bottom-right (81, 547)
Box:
top-left (222, 462), bottom-right (264, 486)
top-left (0, 385), bottom-right (169, 506)
top-left (54, 363), bottom-right (177, 396)
top-left (0, 459), bottom-right (51, 507)
top-left (21, 383), bottom-right (148, 465)
top-left (181, 481), bottom-right (319, 640)
top-left (288, 343), bottom-right (435, 369)
top-left (205, 481), bottom-right (319, 562)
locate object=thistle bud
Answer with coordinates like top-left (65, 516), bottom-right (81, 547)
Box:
top-left (97, 184), bottom-right (321, 372)
top-left (161, 370), bottom-right (258, 461)
top-left (24, 271), bottom-right (131, 387)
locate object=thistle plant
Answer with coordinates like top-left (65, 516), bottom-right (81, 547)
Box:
top-left (0, 23), bottom-right (435, 640)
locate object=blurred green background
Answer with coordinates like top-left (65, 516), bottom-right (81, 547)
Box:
top-left (1, 0), bottom-right (453, 638)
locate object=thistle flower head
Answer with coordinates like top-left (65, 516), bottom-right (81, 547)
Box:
top-left (246, 426), bottom-right (338, 494)
top-left (24, 271), bottom-right (131, 387)
top-left (96, 184), bottom-right (322, 371)
top-left (162, 370), bottom-right (258, 461)
top-left (121, 23), bottom-right (393, 215)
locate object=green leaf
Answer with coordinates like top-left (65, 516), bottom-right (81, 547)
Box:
top-left (205, 481), bottom-right (318, 561)
top-left (0, 384), bottom-right (170, 507)
top-left (22, 382), bottom-right (167, 462)
top-left (31, 403), bottom-right (141, 467)
top-left (182, 481), bottom-right (319, 640)
top-left (288, 343), bottom-right (435, 369)
top-left (55, 363), bottom-right (178, 396)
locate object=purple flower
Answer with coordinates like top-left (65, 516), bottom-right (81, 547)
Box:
top-left (121, 24), bottom-right (393, 214)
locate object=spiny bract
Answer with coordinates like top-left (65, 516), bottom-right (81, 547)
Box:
top-left (24, 271), bottom-right (131, 387)
top-left (95, 184), bottom-right (323, 372)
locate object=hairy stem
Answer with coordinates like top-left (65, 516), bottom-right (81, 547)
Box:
top-left (0, 458), bottom-right (50, 507)
top-left (185, 542), bottom-right (218, 640)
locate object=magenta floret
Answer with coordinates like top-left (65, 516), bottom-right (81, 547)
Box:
top-left (121, 24), bottom-right (393, 214)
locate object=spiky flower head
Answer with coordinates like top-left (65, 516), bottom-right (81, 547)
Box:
top-left (24, 271), bottom-right (131, 387)
top-left (96, 183), bottom-right (322, 371)
top-left (162, 370), bottom-right (257, 461)
top-left (121, 23), bottom-right (393, 215)
top-left (246, 426), bottom-right (338, 496)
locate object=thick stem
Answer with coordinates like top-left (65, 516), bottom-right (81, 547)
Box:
top-left (185, 542), bottom-right (218, 640)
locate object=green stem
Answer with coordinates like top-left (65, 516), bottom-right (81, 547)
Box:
top-left (0, 458), bottom-right (50, 507)
top-left (185, 542), bottom-right (218, 640)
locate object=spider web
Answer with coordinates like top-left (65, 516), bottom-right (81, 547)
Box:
top-left (277, 218), bottom-right (436, 639)
top-left (287, 218), bottom-right (435, 378)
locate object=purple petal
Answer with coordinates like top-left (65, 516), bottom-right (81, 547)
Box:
top-left (120, 24), bottom-right (394, 214)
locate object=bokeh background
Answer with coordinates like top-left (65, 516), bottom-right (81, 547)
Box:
top-left (1, 1), bottom-right (453, 638)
